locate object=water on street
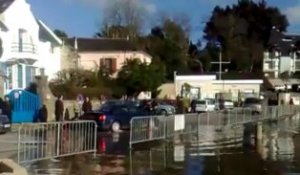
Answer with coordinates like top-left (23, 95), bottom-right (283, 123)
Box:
top-left (24, 115), bottom-right (300, 175)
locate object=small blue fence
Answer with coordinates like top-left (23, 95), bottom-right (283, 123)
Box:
top-left (8, 90), bottom-right (41, 123)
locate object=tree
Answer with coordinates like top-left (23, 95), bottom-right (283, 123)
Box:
top-left (98, 0), bottom-right (145, 39)
top-left (203, 0), bottom-right (288, 72)
top-left (116, 59), bottom-right (165, 97)
top-left (95, 25), bottom-right (131, 39)
top-left (53, 29), bottom-right (68, 40)
top-left (138, 17), bottom-right (191, 80)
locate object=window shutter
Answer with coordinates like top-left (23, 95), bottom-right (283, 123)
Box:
top-left (100, 59), bottom-right (105, 69)
top-left (111, 58), bottom-right (117, 73)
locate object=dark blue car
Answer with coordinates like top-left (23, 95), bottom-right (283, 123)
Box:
top-left (0, 114), bottom-right (11, 134)
top-left (79, 104), bottom-right (152, 132)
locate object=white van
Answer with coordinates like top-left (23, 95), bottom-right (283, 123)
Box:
top-left (195, 99), bottom-right (215, 112)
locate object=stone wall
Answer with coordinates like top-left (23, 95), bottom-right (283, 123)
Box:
top-left (35, 76), bottom-right (56, 121)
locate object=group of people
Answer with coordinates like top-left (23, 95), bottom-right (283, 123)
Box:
top-left (53, 95), bottom-right (93, 122)
top-left (0, 94), bottom-right (94, 124)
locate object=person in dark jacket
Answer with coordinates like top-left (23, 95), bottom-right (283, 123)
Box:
top-left (39, 104), bottom-right (48, 122)
top-left (55, 95), bottom-right (64, 121)
top-left (82, 97), bottom-right (92, 114)
top-left (64, 108), bottom-right (70, 121)
top-left (0, 97), bottom-right (4, 114)
top-left (3, 96), bottom-right (12, 123)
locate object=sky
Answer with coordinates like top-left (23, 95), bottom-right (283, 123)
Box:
top-left (27, 0), bottom-right (300, 41)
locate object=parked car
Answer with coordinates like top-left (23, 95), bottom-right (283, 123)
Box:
top-left (195, 99), bottom-right (215, 113)
top-left (0, 114), bottom-right (10, 134)
top-left (154, 101), bottom-right (176, 115)
top-left (79, 104), bottom-right (153, 132)
top-left (243, 97), bottom-right (262, 114)
top-left (124, 100), bottom-right (176, 116)
top-left (215, 99), bottom-right (234, 110)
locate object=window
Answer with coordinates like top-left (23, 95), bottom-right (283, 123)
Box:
top-left (7, 66), bottom-right (12, 89)
top-left (50, 44), bottom-right (54, 53)
top-left (25, 66), bottom-right (36, 87)
top-left (15, 29), bottom-right (35, 53)
top-left (17, 64), bottom-right (23, 88)
top-left (196, 100), bottom-right (206, 105)
top-left (100, 58), bottom-right (117, 74)
top-left (40, 68), bottom-right (45, 76)
top-left (244, 98), bottom-right (261, 104)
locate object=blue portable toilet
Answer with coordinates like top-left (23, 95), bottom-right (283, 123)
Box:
top-left (8, 90), bottom-right (41, 123)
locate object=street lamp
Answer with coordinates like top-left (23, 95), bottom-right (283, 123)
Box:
top-left (210, 41), bottom-right (230, 92)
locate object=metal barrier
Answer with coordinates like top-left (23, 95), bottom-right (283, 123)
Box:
top-left (17, 120), bottom-right (97, 164)
top-left (130, 116), bottom-right (166, 149)
top-left (129, 105), bottom-right (300, 148)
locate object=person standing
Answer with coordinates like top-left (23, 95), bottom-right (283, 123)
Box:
top-left (82, 96), bottom-right (92, 114)
top-left (54, 95), bottom-right (64, 155)
top-left (3, 96), bottom-right (12, 124)
top-left (39, 104), bottom-right (48, 122)
top-left (55, 95), bottom-right (64, 122)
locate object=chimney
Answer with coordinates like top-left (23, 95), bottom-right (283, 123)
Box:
top-left (74, 37), bottom-right (78, 50)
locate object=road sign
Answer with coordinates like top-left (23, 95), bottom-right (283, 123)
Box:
top-left (14, 92), bottom-right (19, 99)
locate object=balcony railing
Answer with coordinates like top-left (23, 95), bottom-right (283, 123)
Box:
top-left (294, 60), bottom-right (300, 71)
top-left (263, 59), bottom-right (278, 71)
top-left (11, 42), bottom-right (36, 54)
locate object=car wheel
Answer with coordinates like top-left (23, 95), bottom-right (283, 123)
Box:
top-left (160, 110), bottom-right (168, 116)
top-left (111, 121), bottom-right (121, 133)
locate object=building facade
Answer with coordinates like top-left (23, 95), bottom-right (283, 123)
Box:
top-left (174, 74), bottom-right (263, 101)
top-left (263, 29), bottom-right (300, 78)
top-left (62, 38), bottom-right (152, 77)
top-left (0, 0), bottom-right (62, 96)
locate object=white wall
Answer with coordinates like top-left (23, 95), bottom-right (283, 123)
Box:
top-left (279, 56), bottom-right (292, 74)
top-left (78, 51), bottom-right (152, 71)
top-left (175, 75), bottom-right (262, 100)
top-left (35, 41), bottom-right (61, 79)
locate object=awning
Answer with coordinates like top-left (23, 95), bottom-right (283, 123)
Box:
top-left (268, 78), bottom-right (300, 86)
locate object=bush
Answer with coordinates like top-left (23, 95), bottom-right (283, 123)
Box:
top-left (49, 83), bottom-right (112, 100)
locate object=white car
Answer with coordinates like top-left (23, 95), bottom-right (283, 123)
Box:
top-left (215, 99), bottom-right (234, 110)
top-left (195, 99), bottom-right (215, 113)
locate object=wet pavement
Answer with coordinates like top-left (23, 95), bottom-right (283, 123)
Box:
top-left (23, 115), bottom-right (300, 175)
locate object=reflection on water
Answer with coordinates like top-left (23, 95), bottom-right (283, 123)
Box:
top-left (26, 114), bottom-right (300, 175)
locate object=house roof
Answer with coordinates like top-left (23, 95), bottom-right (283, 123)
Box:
top-left (217, 72), bottom-right (263, 80)
top-left (267, 78), bottom-right (300, 87)
top-left (37, 19), bottom-right (62, 45)
top-left (65, 38), bottom-right (138, 52)
top-left (268, 28), bottom-right (300, 56)
top-left (0, 0), bottom-right (14, 14)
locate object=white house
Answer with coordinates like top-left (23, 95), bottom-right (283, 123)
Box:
top-left (62, 38), bottom-right (152, 77)
top-left (0, 0), bottom-right (62, 95)
top-left (263, 28), bottom-right (300, 78)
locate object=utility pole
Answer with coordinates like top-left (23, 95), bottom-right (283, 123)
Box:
top-left (211, 47), bottom-right (230, 80)
top-left (74, 37), bottom-right (79, 70)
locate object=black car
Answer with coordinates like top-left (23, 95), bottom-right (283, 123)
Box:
top-left (0, 114), bottom-right (11, 134)
top-left (79, 104), bottom-right (153, 132)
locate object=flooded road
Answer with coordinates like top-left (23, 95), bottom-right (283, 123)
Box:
top-left (25, 115), bottom-right (300, 175)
